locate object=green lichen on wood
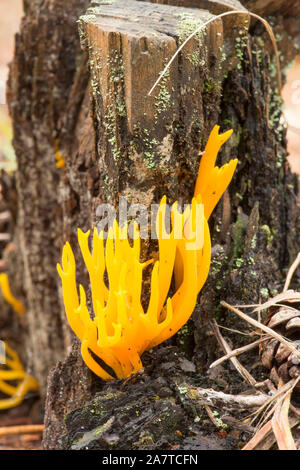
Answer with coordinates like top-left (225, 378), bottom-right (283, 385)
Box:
top-left (204, 79), bottom-right (217, 94)
top-left (102, 51), bottom-right (126, 161)
top-left (235, 29), bottom-right (248, 70)
top-left (153, 67), bottom-right (174, 121)
top-left (231, 211), bottom-right (246, 269)
top-left (176, 12), bottom-right (206, 44)
top-left (174, 12), bottom-right (209, 68)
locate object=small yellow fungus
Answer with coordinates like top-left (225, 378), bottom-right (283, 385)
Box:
top-left (55, 140), bottom-right (66, 169)
top-left (0, 273), bottom-right (25, 315)
top-left (58, 125), bottom-right (237, 380)
top-left (58, 197), bottom-right (206, 380)
top-left (56, 150), bottom-right (66, 169)
top-left (0, 342), bottom-right (38, 410)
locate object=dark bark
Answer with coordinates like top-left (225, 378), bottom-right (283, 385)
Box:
top-left (3, 0), bottom-right (300, 450)
top-left (6, 0), bottom-right (90, 394)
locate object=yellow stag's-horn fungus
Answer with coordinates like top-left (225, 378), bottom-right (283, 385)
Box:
top-left (58, 126), bottom-right (237, 380)
top-left (0, 342), bottom-right (38, 410)
top-left (0, 273), bottom-right (26, 315)
top-left (58, 196), bottom-right (208, 380)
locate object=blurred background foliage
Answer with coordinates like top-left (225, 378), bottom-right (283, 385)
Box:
top-left (0, 107), bottom-right (16, 171)
top-left (0, 0), bottom-right (22, 171)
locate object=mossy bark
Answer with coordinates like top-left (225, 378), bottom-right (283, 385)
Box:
top-left (4, 0), bottom-right (300, 450)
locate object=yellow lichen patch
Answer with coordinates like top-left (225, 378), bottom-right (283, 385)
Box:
top-left (0, 343), bottom-right (38, 410)
top-left (0, 273), bottom-right (25, 315)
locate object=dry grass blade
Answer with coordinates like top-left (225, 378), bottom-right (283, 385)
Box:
top-left (225, 252), bottom-right (300, 449)
top-left (252, 291), bottom-right (300, 313)
top-left (221, 301), bottom-right (300, 362)
top-left (249, 379), bottom-right (299, 428)
top-left (283, 252), bottom-right (300, 292)
top-left (209, 336), bottom-right (268, 369)
top-left (271, 390), bottom-right (297, 450)
top-left (211, 320), bottom-right (258, 387)
top-left (242, 419), bottom-right (273, 450)
top-left (242, 414), bottom-right (300, 450)
top-left (148, 10), bottom-right (281, 96)
top-left (216, 324), bottom-right (254, 336)
top-left (233, 297), bottom-right (300, 315)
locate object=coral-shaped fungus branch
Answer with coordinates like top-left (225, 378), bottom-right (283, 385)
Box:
top-left (0, 273), bottom-right (25, 315)
top-left (57, 125), bottom-right (238, 380)
top-left (0, 342), bottom-right (38, 410)
top-left (194, 125), bottom-right (237, 219)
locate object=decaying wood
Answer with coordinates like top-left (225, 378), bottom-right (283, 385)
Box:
top-left (242, 0), bottom-right (300, 18)
top-left (187, 385), bottom-right (269, 410)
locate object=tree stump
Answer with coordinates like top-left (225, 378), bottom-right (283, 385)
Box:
top-left (4, 0), bottom-right (300, 450)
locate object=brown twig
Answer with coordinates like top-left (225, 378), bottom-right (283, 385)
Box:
top-left (249, 378), bottom-right (300, 428)
top-left (188, 386), bottom-right (269, 411)
top-left (209, 336), bottom-right (268, 369)
top-left (221, 301), bottom-right (300, 362)
top-left (252, 291), bottom-right (300, 312)
top-left (242, 419), bottom-right (273, 450)
top-left (283, 252), bottom-right (300, 292)
top-left (211, 320), bottom-right (258, 386)
top-left (0, 424), bottom-right (44, 437)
